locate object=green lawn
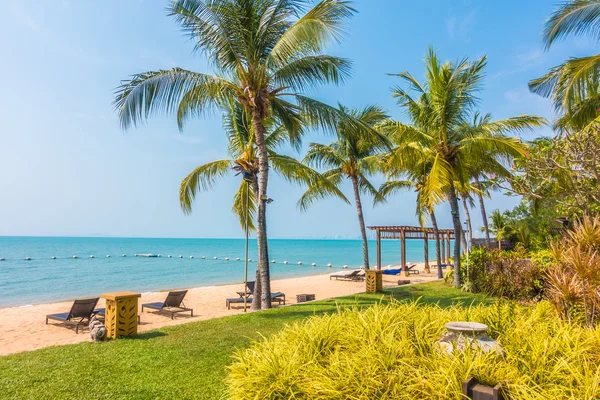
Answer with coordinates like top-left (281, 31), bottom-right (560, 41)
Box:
top-left (0, 282), bottom-right (491, 400)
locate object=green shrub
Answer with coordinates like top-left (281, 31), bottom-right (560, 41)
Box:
top-left (478, 252), bottom-right (545, 301)
top-left (228, 301), bottom-right (600, 399)
top-left (528, 249), bottom-right (555, 268)
top-left (455, 248), bottom-right (545, 301)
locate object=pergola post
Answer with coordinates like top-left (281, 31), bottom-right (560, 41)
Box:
top-left (376, 229), bottom-right (381, 271)
top-left (446, 234), bottom-right (451, 265)
top-left (441, 235), bottom-right (446, 263)
top-left (401, 230), bottom-right (408, 277)
top-left (367, 226), bottom-right (455, 276)
top-left (423, 232), bottom-right (430, 274)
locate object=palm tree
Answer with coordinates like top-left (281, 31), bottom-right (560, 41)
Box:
top-left (529, 0), bottom-right (600, 131)
top-left (179, 104), bottom-right (343, 308)
top-left (489, 209), bottom-right (511, 250)
top-left (387, 47), bottom-right (543, 287)
top-left (114, 0), bottom-right (355, 309)
top-left (299, 105), bottom-right (388, 270)
top-left (376, 126), bottom-right (444, 277)
top-left (377, 177), bottom-right (444, 277)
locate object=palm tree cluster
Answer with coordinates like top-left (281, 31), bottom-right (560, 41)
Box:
top-left (114, 0), bottom-right (545, 301)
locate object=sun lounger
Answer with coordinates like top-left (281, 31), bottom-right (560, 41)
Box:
top-left (405, 264), bottom-right (419, 275)
top-left (45, 297), bottom-right (100, 333)
top-left (329, 270), bottom-right (364, 281)
top-left (226, 281), bottom-right (286, 309)
top-left (141, 290), bottom-right (193, 319)
top-left (225, 293), bottom-right (286, 309)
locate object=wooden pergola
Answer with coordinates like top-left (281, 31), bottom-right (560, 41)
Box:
top-left (368, 226), bottom-right (456, 273)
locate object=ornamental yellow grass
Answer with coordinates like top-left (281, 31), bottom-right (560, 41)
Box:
top-left (228, 301), bottom-right (600, 399)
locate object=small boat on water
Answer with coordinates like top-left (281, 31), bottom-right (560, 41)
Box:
top-left (135, 254), bottom-right (159, 258)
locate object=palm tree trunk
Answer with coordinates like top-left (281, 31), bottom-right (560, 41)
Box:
top-left (447, 183), bottom-right (462, 288)
top-left (475, 176), bottom-right (491, 248)
top-left (462, 197), bottom-right (472, 252)
top-left (461, 230), bottom-right (468, 255)
top-left (351, 175), bottom-right (370, 269)
top-left (429, 210), bottom-right (443, 280)
top-left (250, 177), bottom-right (262, 311)
top-left (251, 110), bottom-right (271, 310)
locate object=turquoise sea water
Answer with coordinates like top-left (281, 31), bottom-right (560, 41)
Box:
top-left (0, 237), bottom-right (445, 308)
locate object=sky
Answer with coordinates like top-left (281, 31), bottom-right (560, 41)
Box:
top-left (0, 0), bottom-right (597, 239)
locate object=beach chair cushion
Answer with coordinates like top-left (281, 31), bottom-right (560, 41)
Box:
top-left (46, 312), bottom-right (71, 321)
top-left (141, 302), bottom-right (164, 311)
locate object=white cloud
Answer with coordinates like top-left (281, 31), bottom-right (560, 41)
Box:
top-left (445, 10), bottom-right (476, 43)
top-left (491, 48), bottom-right (548, 80)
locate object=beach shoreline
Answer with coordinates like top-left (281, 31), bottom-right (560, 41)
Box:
top-left (0, 264), bottom-right (441, 356)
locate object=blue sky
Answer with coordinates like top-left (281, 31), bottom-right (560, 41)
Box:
top-left (0, 1), bottom-right (597, 239)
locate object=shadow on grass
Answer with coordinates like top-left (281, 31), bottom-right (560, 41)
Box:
top-left (121, 331), bottom-right (168, 341)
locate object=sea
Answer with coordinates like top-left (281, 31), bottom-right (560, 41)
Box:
top-left (0, 236), bottom-right (443, 308)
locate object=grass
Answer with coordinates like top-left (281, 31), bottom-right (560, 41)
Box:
top-left (0, 282), bottom-right (491, 400)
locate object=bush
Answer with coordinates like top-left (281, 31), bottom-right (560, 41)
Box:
top-left (447, 248), bottom-right (545, 301)
top-left (478, 251), bottom-right (545, 301)
top-left (228, 301), bottom-right (600, 399)
top-left (546, 216), bottom-right (600, 326)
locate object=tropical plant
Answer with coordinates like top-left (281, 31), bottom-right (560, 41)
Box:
top-left (529, 0), bottom-right (600, 131)
top-left (299, 104), bottom-right (389, 269)
top-left (179, 103), bottom-right (345, 231)
top-left (228, 300), bottom-right (600, 399)
top-left (489, 210), bottom-right (511, 250)
top-left (377, 134), bottom-right (443, 277)
top-left (547, 216), bottom-right (600, 326)
top-left (114, 0), bottom-right (355, 309)
top-left (384, 47), bottom-right (543, 287)
top-left (507, 135), bottom-right (600, 220)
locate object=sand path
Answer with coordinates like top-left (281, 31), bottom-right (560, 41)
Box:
top-left (0, 264), bottom-right (441, 356)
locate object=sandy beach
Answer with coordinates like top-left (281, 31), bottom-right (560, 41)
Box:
top-left (0, 264), bottom-right (441, 356)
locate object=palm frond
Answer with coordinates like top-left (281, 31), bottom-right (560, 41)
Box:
top-left (529, 54), bottom-right (600, 126)
top-left (114, 68), bottom-right (236, 130)
top-left (232, 180), bottom-right (257, 231)
top-left (270, 98), bottom-right (304, 150)
top-left (376, 180), bottom-right (414, 204)
top-left (421, 154), bottom-right (453, 209)
top-left (179, 159), bottom-right (233, 214)
top-left (303, 143), bottom-right (344, 169)
top-left (272, 55), bottom-right (352, 91)
top-left (543, 0), bottom-right (600, 49)
top-left (168, 0), bottom-right (245, 71)
top-left (268, 0), bottom-right (355, 66)
top-left (357, 173), bottom-right (385, 203)
top-left (297, 168), bottom-right (348, 211)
